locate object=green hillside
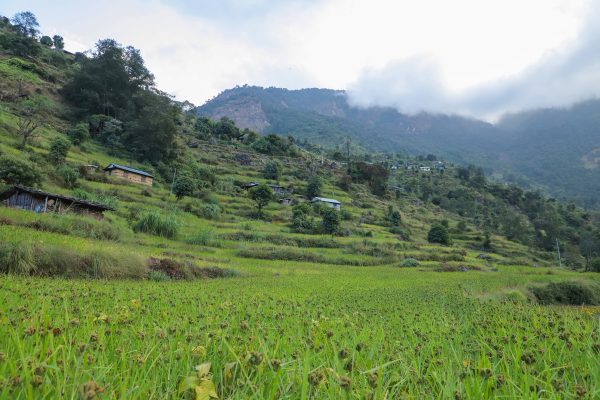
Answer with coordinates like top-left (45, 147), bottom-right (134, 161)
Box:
top-left (1, 12), bottom-right (600, 399)
top-left (197, 86), bottom-right (600, 208)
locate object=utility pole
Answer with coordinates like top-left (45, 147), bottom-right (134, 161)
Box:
top-left (170, 168), bottom-right (177, 195)
top-left (556, 238), bottom-right (562, 267)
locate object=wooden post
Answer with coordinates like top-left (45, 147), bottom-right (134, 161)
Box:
top-left (43, 196), bottom-right (48, 212)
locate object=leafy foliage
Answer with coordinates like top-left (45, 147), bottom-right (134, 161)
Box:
top-left (0, 155), bottom-right (41, 186)
top-left (428, 224), bottom-right (452, 246)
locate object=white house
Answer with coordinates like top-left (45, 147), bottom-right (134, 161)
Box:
top-left (311, 197), bottom-right (341, 210)
top-left (419, 166), bottom-right (431, 172)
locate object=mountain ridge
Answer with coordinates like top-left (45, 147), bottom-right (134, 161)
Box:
top-left (196, 85), bottom-right (600, 207)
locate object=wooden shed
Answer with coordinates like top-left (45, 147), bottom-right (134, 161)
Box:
top-left (0, 185), bottom-right (115, 219)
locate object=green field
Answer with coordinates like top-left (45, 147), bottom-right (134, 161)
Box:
top-left (1, 267), bottom-right (599, 399)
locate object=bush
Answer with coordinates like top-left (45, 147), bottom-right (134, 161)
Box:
top-left (173, 173), bottom-right (196, 200)
top-left (1, 241), bottom-right (146, 278)
top-left (399, 258), bottom-right (420, 267)
top-left (0, 241), bottom-right (35, 274)
top-left (0, 154), bottom-right (42, 186)
top-left (291, 203), bottom-right (317, 233)
top-left (201, 203), bottom-right (221, 220)
top-left (133, 210), bottom-right (180, 239)
top-left (530, 281), bottom-right (600, 305)
top-left (22, 214), bottom-right (121, 241)
top-left (428, 224), bottom-right (452, 245)
top-left (56, 165), bottom-right (78, 188)
top-left (306, 175), bottom-right (322, 199)
top-left (67, 122), bottom-right (90, 145)
top-left (386, 205), bottom-right (401, 226)
top-left (47, 136), bottom-right (71, 164)
top-left (321, 208), bottom-right (340, 235)
top-left (263, 160), bottom-right (282, 180)
top-left (187, 229), bottom-right (221, 247)
top-left (148, 270), bottom-right (171, 282)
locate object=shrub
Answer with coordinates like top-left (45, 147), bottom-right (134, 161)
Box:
top-left (386, 205), bottom-right (401, 226)
top-left (67, 122), bottom-right (89, 145)
top-left (340, 210), bottom-right (353, 221)
top-left (187, 229), bottom-right (221, 247)
top-left (306, 175), bottom-right (322, 199)
top-left (428, 224), bottom-right (452, 245)
top-left (173, 173), bottom-right (196, 200)
top-left (263, 160), bottom-right (281, 180)
top-left (291, 203), bottom-right (317, 233)
top-left (399, 258), bottom-right (420, 267)
top-left (47, 136), bottom-right (71, 164)
top-left (56, 165), bottom-right (78, 188)
top-left (0, 155), bottom-right (42, 186)
top-left (201, 203), bottom-right (221, 220)
top-left (321, 208), bottom-right (340, 235)
top-left (530, 281), bottom-right (600, 305)
top-left (148, 270), bottom-right (171, 282)
top-left (0, 241), bottom-right (35, 274)
top-left (133, 210), bottom-right (180, 239)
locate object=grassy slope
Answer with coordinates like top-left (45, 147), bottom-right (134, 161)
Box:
top-left (1, 54), bottom-right (599, 398)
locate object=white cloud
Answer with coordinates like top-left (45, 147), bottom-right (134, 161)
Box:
top-left (2, 0), bottom-right (597, 116)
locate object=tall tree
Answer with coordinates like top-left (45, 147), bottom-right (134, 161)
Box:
top-left (15, 96), bottom-right (53, 146)
top-left (11, 11), bottom-right (39, 38)
top-left (52, 35), bottom-right (64, 50)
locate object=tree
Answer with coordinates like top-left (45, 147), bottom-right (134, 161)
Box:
top-left (321, 208), bottom-right (340, 235)
top-left (580, 231), bottom-right (600, 271)
top-left (39, 36), bottom-right (53, 47)
top-left (67, 123), bottom-right (90, 145)
top-left (291, 203), bottom-right (316, 233)
top-left (15, 97), bottom-right (53, 146)
top-left (122, 91), bottom-right (179, 162)
top-left (63, 39), bottom-right (154, 117)
top-left (590, 258), bottom-right (600, 273)
top-left (427, 224), bottom-right (452, 245)
top-left (47, 136), bottom-right (71, 165)
top-left (173, 173), bottom-right (196, 200)
top-left (11, 12), bottom-right (40, 38)
top-left (263, 160), bottom-right (281, 180)
top-left (386, 205), bottom-right (401, 226)
top-left (52, 35), bottom-right (64, 50)
top-left (306, 175), bottom-right (322, 199)
top-left (0, 155), bottom-right (42, 186)
top-left (249, 184), bottom-right (272, 214)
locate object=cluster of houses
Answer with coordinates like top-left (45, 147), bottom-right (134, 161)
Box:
top-left (1, 162), bottom-right (344, 219)
top-left (390, 160), bottom-right (446, 172)
top-left (241, 182), bottom-right (341, 210)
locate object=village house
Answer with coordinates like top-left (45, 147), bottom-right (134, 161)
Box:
top-left (104, 163), bottom-right (153, 186)
top-left (0, 185), bottom-right (114, 219)
top-left (419, 166), bottom-right (431, 172)
top-left (241, 182), bottom-right (290, 196)
top-left (311, 197), bottom-right (341, 210)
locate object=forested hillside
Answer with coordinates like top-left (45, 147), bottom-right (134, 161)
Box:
top-left (197, 86), bottom-right (600, 207)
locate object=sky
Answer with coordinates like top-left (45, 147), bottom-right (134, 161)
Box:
top-left (2, 0), bottom-right (599, 120)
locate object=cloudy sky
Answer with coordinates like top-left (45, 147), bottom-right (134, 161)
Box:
top-left (2, 0), bottom-right (599, 119)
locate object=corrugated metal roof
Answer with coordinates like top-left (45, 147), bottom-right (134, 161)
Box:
top-left (104, 163), bottom-right (153, 178)
top-left (311, 197), bottom-right (341, 204)
top-left (0, 185), bottom-right (115, 211)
